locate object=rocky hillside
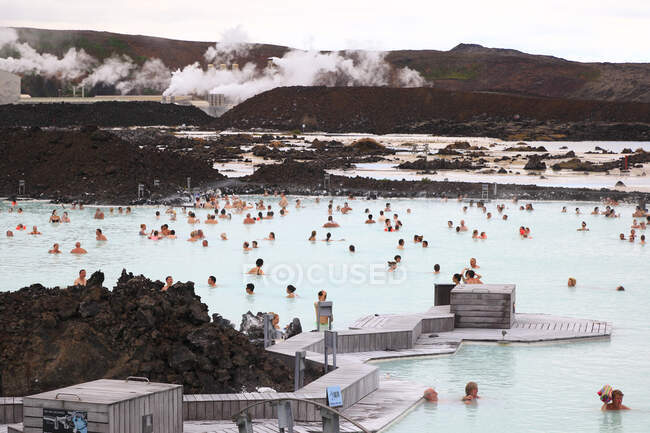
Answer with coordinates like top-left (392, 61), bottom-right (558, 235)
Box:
top-left (212, 86), bottom-right (650, 138)
top-left (5, 28), bottom-right (650, 102)
top-left (0, 270), bottom-right (295, 396)
top-left (0, 127), bottom-right (223, 202)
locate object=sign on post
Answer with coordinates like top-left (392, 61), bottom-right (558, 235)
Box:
top-left (326, 386), bottom-right (343, 408)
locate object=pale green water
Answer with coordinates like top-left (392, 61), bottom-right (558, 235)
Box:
top-left (0, 197), bottom-right (647, 431)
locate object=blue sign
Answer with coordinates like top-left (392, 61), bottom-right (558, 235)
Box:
top-left (327, 386), bottom-right (343, 408)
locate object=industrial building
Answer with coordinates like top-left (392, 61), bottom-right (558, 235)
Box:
top-left (0, 70), bottom-right (21, 105)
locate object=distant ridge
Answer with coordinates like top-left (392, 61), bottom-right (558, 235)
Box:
top-left (3, 27), bottom-right (650, 102)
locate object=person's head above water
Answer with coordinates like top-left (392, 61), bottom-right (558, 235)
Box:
top-left (423, 388), bottom-right (438, 402)
top-left (256, 258), bottom-right (264, 267)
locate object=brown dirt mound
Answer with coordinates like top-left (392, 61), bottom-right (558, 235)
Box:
top-left (213, 86), bottom-right (650, 135)
top-left (0, 127), bottom-right (223, 202)
top-left (0, 270), bottom-right (295, 396)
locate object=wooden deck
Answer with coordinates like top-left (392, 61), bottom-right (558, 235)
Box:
top-left (2, 301), bottom-right (612, 433)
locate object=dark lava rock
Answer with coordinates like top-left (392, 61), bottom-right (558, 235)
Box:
top-left (0, 270), bottom-right (295, 396)
top-left (244, 159), bottom-right (327, 185)
top-left (0, 128), bottom-right (223, 202)
top-left (524, 156), bottom-right (547, 170)
top-left (398, 157), bottom-right (486, 171)
top-left (0, 102), bottom-right (212, 128)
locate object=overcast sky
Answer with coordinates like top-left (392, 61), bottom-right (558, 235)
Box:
top-left (1, 0), bottom-right (649, 62)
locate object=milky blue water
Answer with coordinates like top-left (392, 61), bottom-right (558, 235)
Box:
top-left (1, 197), bottom-right (647, 431)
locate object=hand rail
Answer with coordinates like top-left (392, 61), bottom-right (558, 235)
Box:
top-left (55, 393), bottom-right (81, 401)
top-left (231, 397), bottom-right (371, 433)
top-left (125, 376), bottom-right (150, 383)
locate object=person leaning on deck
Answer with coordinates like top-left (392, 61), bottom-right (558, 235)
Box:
top-left (314, 290), bottom-right (332, 329)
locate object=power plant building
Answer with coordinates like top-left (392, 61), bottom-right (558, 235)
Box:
top-left (0, 70), bottom-right (20, 105)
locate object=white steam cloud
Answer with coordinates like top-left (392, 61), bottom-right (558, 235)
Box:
top-left (204, 25), bottom-right (250, 65)
top-left (0, 25), bottom-right (424, 102)
top-left (0, 27), bottom-right (171, 94)
top-left (165, 26), bottom-right (426, 102)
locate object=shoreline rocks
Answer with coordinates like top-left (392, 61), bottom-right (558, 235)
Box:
top-left (0, 270), bottom-right (296, 396)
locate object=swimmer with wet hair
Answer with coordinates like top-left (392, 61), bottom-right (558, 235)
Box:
top-left (220, 233), bottom-right (228, 240)
top-left (577, 221), bottom-right (589, 231)
top-left (568, 277), bottom-right (576, 287)
top-left (246, 283), bottom-right (255, 295)
top-left (397, 239), bottom-right (405, 249)
top-left (309, 230), bottom-right (317, 241)
top-left (162, 276), bottom-right (173, 291)
top-left (349, 245), bottom-right (355, 252)
top-left (96, 228), bottom-right (107, 241)
top-left (459, 220), bottom-right (468, 231)
top-left (265, 232), bottom-right (275, 240)
top-left (433, 264), bottom-right (440, 274)
top-left (248, 258), bottom-right (264, 275)
top-left (462, 382), bottom-right (479, 403)
top-left (422, 240), bottom-right (428, 248)
top-left (286, 284), bottom-right (297, 298)
top-left (243, 242), bottom-right (252, 251)
top-left (202, 240), bottom-right (209, 247)
top-left (74, 269), bottom-right (87, 286)
top-left (366, 214), bottom-right (376, 224)
top-left (602, 389), bottom-right (629, 411)
top-left (323, 216), bottom-right (340, 228)
top-left (243, 213), bottom-right (256, 224)
top-left (208, 276), bottom-right (217, 287)
top-left (6, 230), bottom-right (13, 237)
top-left (29, 226), bottom-right (42, 235)
top-left (48, 243), bottom-right (61, 254)
top-left (448, 221), bottom-right (453, 228)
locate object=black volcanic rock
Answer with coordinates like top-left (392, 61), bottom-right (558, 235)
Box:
top-left (0, 270), bottom-right (295, 396)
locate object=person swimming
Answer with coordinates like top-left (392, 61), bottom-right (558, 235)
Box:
top-left (423, 388), bottom-right (439, 402)
top-left (397, 239), bottom-right (405, 249)
top-left (62, 211), bottom-right (70, 223)
top-left (48, 243), bottom-right (61, 254)
top-left (74, 269), bottom-right (87, 286)
top-left (70, 242), bottom-right (87, 254)
top-left (349, 244), bottom-right (355, 252)
top-left (577, 221), bottom-right (589, 231)
top-left (323, 216), bottom-right (340, 228)
top-left (49, 210), bottom-right (61, 223)
top-left (243, 241), bottom-right (252, 251)
top-left (94, 208), bottom-right (104, 219)
top-left (243, 213), bottom-right (256, 224)
top-left (29, 226), bottom-right (41, 235)
top-left (366, 214), bottom-right (376, 224)
top-left (162, 276), bottom-right (173, 291)
top-left (265, 232), bottom-right (275, 240)
top-left (462, 382), bottom-right (479, 403)
top-left (308, 230), bottom-right (317, 241)
top-left (602, 389), bottom-right (630, 411)
top-left (208, 276), bottom-right (217, 287)
top-left (96, 228), bottom-right (107, 241)
top-left (433, 264), bottom-right (440, 274)
top-left (286, 284), bottom-right (297, 298)
top-left (568, 277), bottom-right (577, 287)
top-left (248, 258), bottom-right (264, 275)
top-left (470, 258), bottom-right (480, 268)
